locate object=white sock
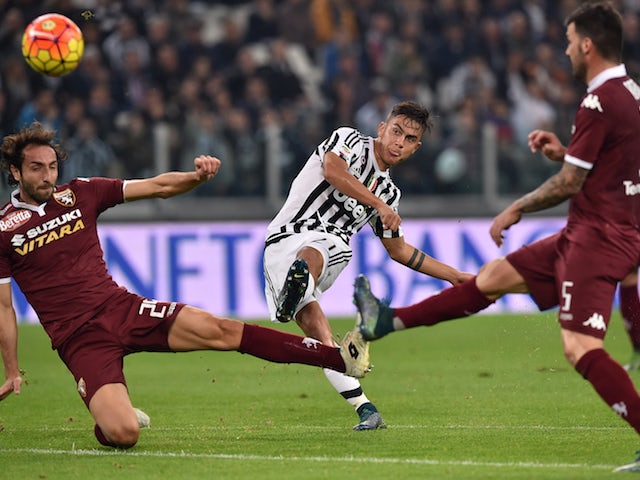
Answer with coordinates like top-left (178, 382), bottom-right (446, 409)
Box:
top-left (323, 368), bottom-right (370, 410)
top-left (303, 274), bottom-right (316, 303)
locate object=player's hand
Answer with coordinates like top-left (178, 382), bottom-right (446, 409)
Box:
top-left (0, 375), bottom-right (22, 401)
top-left (194, 155), bottom-right (221, 181)
top-left (527, 130), bottom-right (566, 162)
top-left (377, 204), bottom-right (401, 231)
top-left (490, 205), bottom-right (522, 247)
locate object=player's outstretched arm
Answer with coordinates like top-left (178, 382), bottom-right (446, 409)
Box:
top-left (0, 282), bottom-right (22, 401)
top-left (381, 237), bottom-right (474, 285)
top-left (123, 155), bottom-right (221, 201)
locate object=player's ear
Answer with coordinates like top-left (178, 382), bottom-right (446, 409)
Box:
top-left (9, 164), bottom-right (20, 183)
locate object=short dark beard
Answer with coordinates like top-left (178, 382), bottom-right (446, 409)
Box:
top-left (22, 182), bottom-right (53, 204)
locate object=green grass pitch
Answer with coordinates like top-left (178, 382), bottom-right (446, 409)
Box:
top-left (1, 312), bottom-right (638, 479)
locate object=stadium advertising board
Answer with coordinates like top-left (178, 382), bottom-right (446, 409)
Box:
top-left (15, 218), bottom-right (567, 323)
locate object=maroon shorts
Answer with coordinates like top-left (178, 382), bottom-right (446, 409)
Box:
top-left (506, 224), bottom-right (640, 339)
top-left (56, 292), bottom-right (185, 407)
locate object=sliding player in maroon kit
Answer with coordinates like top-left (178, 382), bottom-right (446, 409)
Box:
top-left (0, 121), bottom-right (371, 449)
top-left (353, 2), bottom-right (640, 471)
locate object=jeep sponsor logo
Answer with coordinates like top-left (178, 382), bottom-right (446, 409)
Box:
top-left (0, 210), bottom-right (32, 232)
top-left (333, 190), bottom-right (368, 221)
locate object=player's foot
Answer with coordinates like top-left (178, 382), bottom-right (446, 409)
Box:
top-left (133, 408), bottom-right (150, 428)
top-left (275, 258), bottom-right (309, 323)
top-left (624, 350), bottom-right (640, 371)
top-left (340, 327), bottom-right (372, 378)
top-left (353, 402), bottom-right (387, 431)
top-left (353, 274), bottom-right (394, 341)
top-left (613, 450), bottom-right (640, 472)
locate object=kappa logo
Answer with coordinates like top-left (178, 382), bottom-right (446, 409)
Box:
top-left (53, 188), bottom-right (76, 207)
top-left (302, 337), bottom-right (321, 349)
top-left (583, 312), bottom-right (607, 331)
top-left (77, 377), bottom-right (87, 398)
top-left (0, 210), bottom-right (32, 232)
top-left (580, 94), bottom-right (603, 112)
top-left (613, 401), bottom-right (628, 418)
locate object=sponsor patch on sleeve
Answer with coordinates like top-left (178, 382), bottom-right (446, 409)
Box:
top-left (0, 210), bottom-right (32, 232)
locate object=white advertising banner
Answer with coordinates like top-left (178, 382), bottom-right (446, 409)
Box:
top-left (14, 217), bottom-right (567, 323)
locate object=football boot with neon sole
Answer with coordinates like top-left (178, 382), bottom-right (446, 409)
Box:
top-left (275, 259), bottom-right (309, 323)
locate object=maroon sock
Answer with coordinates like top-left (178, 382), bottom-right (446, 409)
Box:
top-left (620, 285), bottom-right (640, 348)
top-left (394, 277), bottom-right (494, 329)
top-left (94, 424), bottom-right (117, 447)
top-left (238, 323), bottom-right (345, 373)
top-left (575, 348), bottom-right (640, 435)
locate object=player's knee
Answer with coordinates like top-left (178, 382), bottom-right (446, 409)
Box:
top-left (476, 258), bottom-right (521, 299)
top-left (562, 343), bottom-right (580, 367)
top-left (97, 420), bottom-right (140, 449)
top-left (560, 329), bottom-right (602, 367)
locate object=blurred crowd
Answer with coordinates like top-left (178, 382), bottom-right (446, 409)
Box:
top-left (1, 0), bottom-right (640, 198)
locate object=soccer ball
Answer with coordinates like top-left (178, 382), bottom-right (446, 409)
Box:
top-left (21, 13), bottom-right (84, 77)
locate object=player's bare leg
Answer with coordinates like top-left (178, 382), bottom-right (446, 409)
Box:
top-left (168, 306), bottom-right (370, 377)
top-left (90, 383), bottom-right (140, 448)
top-left (285, 247), bottom-right (384, 430)
top-left (296, 301), bottom-right (385, 430)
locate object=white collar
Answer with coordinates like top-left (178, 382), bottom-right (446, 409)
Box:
top-left (587, 64), bottom-right (627, 93)
top-left (10, 188), bottom-right (48, 216)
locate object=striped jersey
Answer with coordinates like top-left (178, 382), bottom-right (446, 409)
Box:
top-left (266, 126), bottom-right (403, 246)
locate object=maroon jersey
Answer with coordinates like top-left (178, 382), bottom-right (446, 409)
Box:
top-left (0, 177), bottom-right (127, 348)
top-left (565, 65), bottom-right (640, 234)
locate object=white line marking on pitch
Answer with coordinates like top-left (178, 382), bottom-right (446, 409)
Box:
top-left (8, 423), bottom-right (628, 432)
top-left (0, 448), bottom-right (616, 471)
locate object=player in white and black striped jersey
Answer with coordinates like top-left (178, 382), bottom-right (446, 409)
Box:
top-left (264, 101), bottom-right (473, 430)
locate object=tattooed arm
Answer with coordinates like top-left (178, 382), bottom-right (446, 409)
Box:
top-left (380, 237), bottom-right (474, 285)
top-left (490, 162), bottom-right (589, 247)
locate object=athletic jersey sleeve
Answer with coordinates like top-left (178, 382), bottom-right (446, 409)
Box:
top-left (321, 127), bottom-right (366, 168)
top-left (369, 214), bottom-right (404, 239)
top-left (565, 93), bottom-right (610, 170)
top-left (72, 177), bottom-right (125, 214)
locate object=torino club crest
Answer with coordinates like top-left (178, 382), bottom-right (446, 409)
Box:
top-left (53, 188), bottom-right (76, 207)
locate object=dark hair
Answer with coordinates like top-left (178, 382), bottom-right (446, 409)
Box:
top-left (565, 1), bottom-right (623, 62)
top-left (0, 122), bottom-right (67, 186)
top-left (388, 101), bottom-right (433, 135)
